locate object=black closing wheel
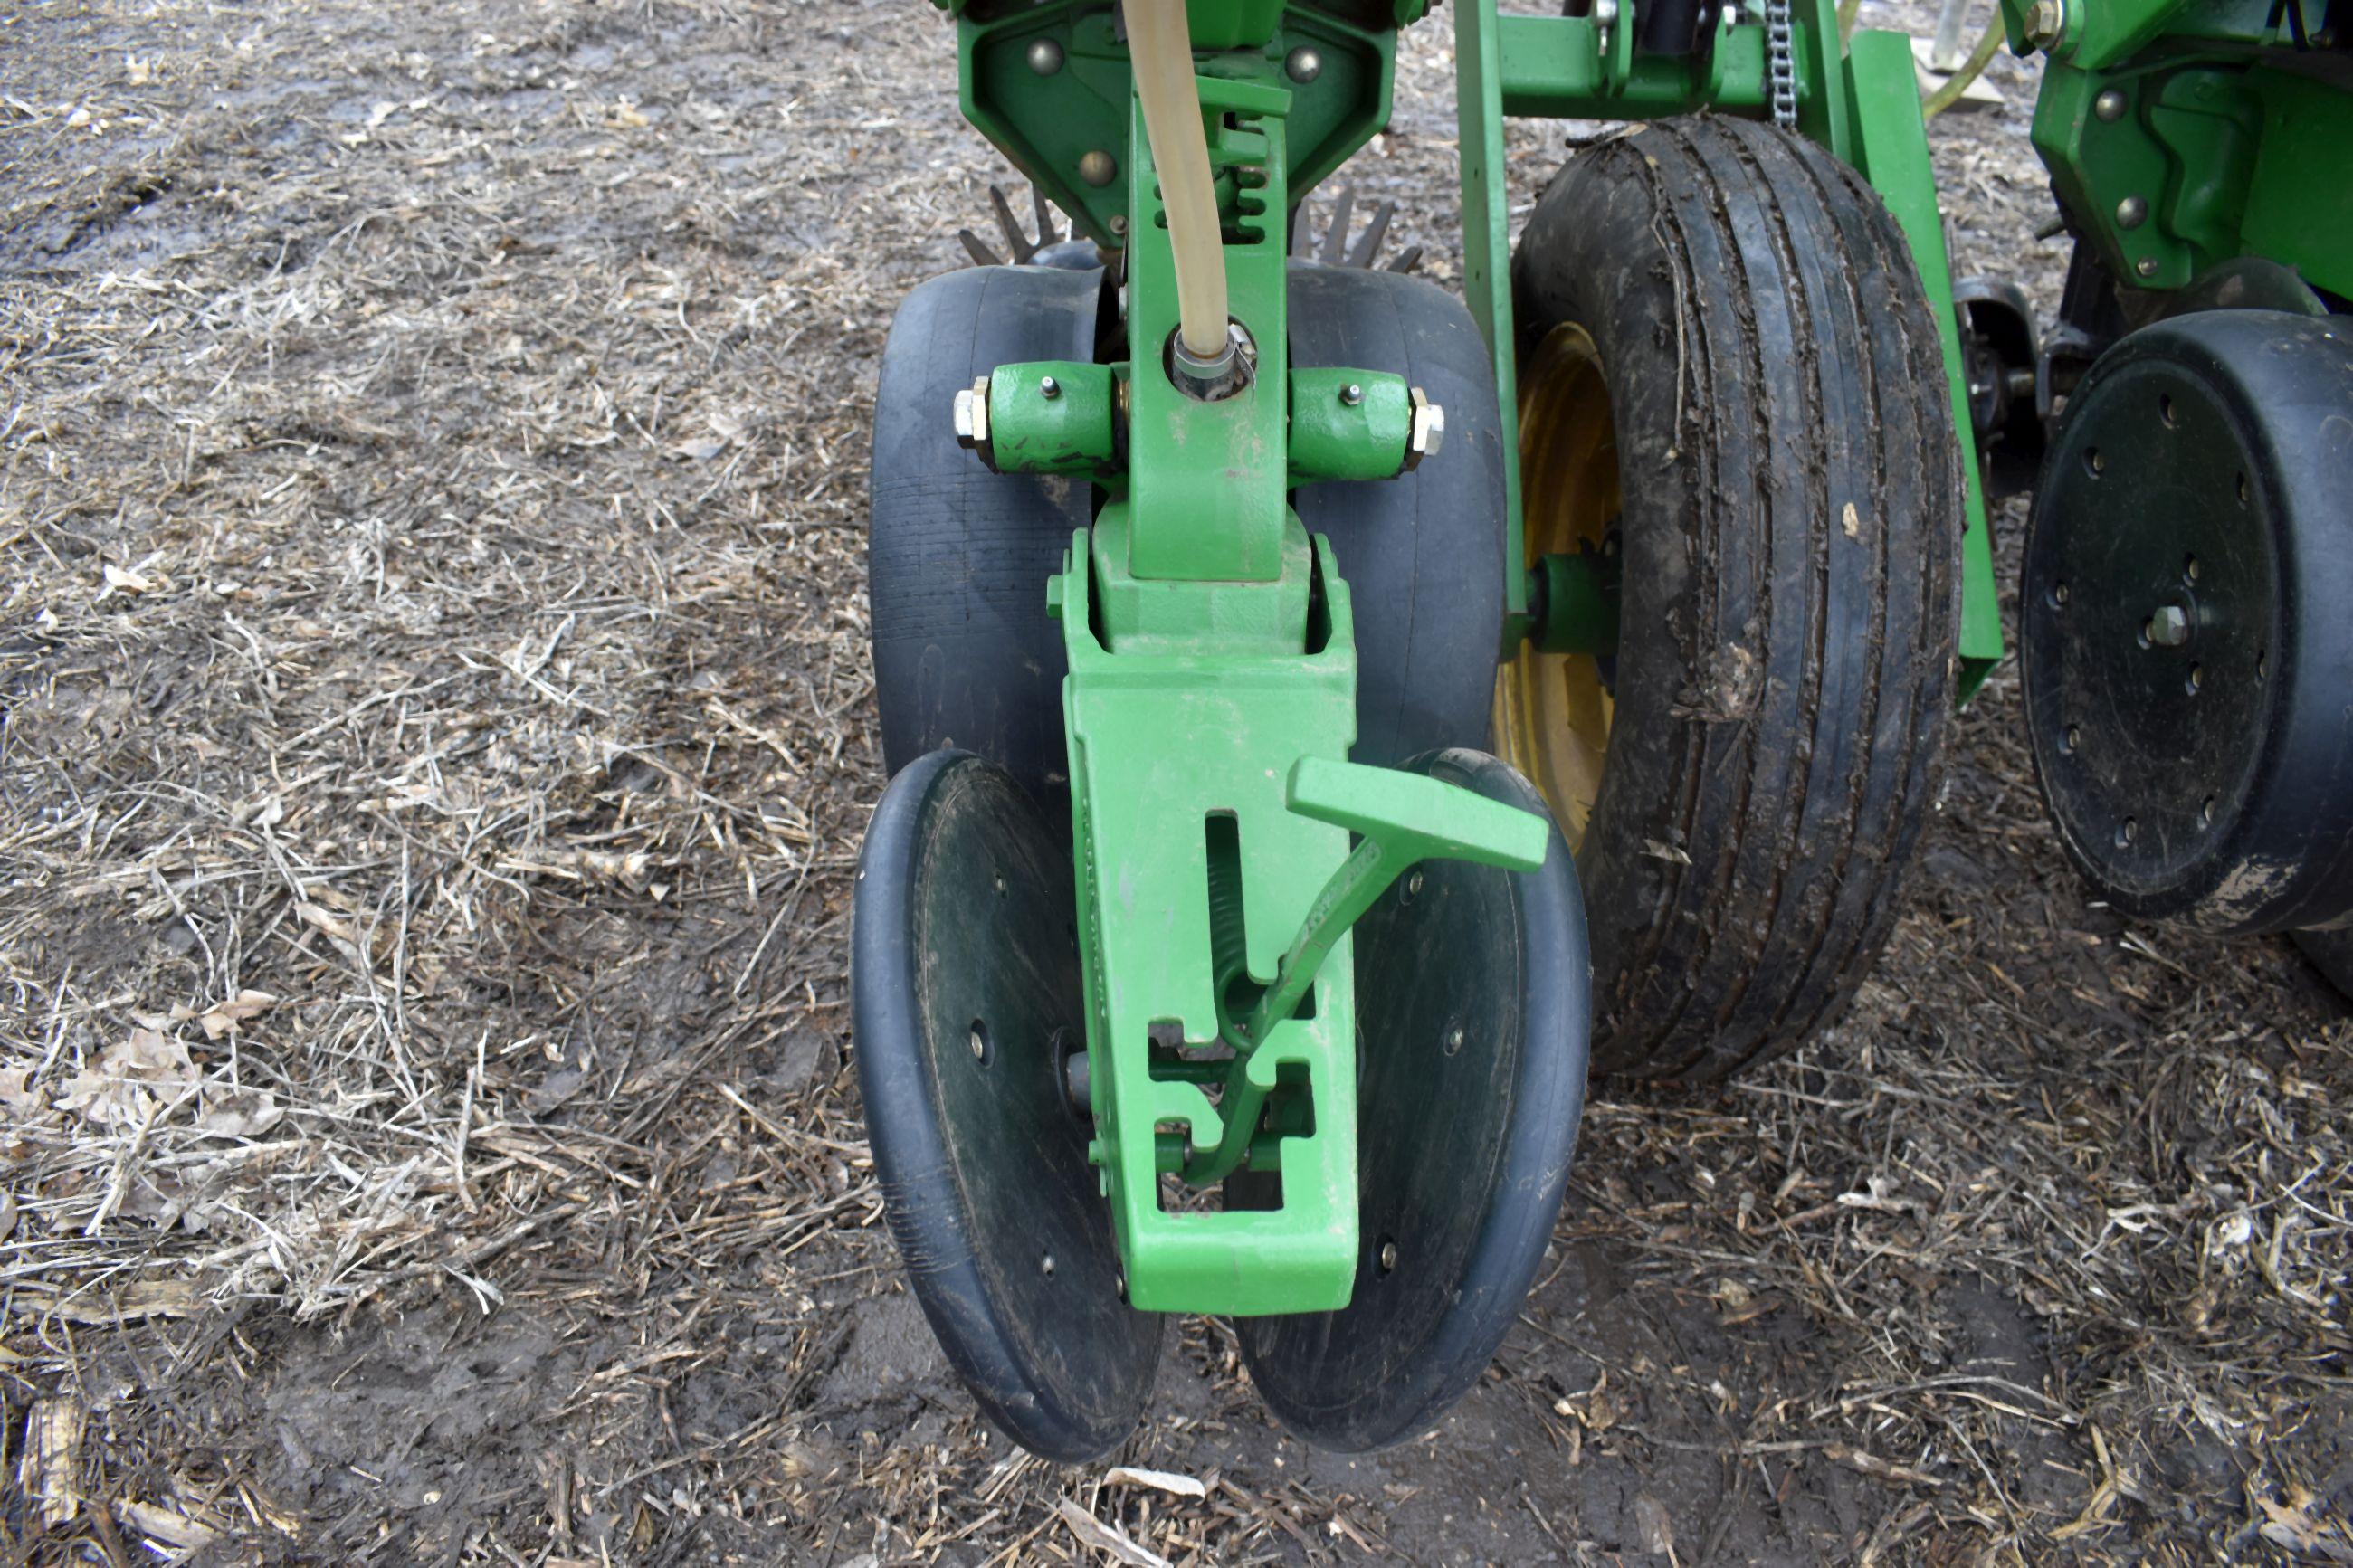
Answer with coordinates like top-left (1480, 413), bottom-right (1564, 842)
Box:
top-left (1503, 119), bottom-right (1963, 1082)
top-left (852, 750), bottom-right (1158, 1461)
top-left (2021, 309), bottom-right (2353, 935)
top-left (1236, 748), bottom-right (1590, 1452)
top-left (1290, 262), bottom-right (1508, 766)
top-left (868, 265), bottom-right (1104, 822)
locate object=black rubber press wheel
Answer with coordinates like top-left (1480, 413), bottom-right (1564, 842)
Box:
top-left (1235, 748), bottom-right (1589, 1452)
top-left (2021, 309), bottom-right (2353, 935)
top-left (852, 749), bottom-right (1158, 1461)
top-left (869, 265), bottom-right (1105, 822)
top-left (1502, 118), bottom-right (1963, 1082)
top-left (1290, 262), bottom-right (1508, 766)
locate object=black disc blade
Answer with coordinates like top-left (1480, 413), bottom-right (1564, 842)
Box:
top-left (852, 750), bottom-right (1159, 1461)
top-left (1235, 747), bottom-right (1591, 1451)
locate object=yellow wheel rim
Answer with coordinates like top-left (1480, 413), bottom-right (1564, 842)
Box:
top-left (1494, 322), bottom-right (1619, 851)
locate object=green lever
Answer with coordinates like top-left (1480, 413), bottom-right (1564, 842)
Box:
top-left (1181, 755), bottom-right (1552, 1184)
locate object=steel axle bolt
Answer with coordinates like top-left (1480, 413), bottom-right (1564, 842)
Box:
top-left (1026, 38), bottom-right (1064, 75)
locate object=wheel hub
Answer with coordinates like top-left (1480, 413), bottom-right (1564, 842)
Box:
top-left (2022, 309), bottom-right (2353, 933)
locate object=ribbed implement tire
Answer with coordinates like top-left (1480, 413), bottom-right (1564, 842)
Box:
top-left (1513, 119), bottom-right (1963, 1083)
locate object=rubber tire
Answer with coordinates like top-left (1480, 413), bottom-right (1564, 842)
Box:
top-left (1513, 118), bottom-right (1963, 1082)
top-left (852, 749), bottom-right (1160, 1461)
top-left (2295, 928), bottom-right (2353, 1003)
top-left (1290, 263), bottom-right (1508, 765)
top-left (1235, 747), bottom-right (1588, 1452)
top-left (868, 265), bottom-right (1104, 822)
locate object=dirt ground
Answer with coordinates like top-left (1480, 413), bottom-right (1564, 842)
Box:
top-left (3, 0), bottom-right (2348, 1563)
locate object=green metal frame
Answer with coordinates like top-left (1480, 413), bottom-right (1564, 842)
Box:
top-left (942, 0), bottom-right (2015, 1313)
top-left (1992, 0), bottom-right (2351, 302)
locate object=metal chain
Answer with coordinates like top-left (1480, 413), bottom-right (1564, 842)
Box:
top-left (1765, 0), bottom-right (1797, 128)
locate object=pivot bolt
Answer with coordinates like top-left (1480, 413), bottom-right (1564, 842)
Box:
top-left (2093, 88), bottom-right (2127, 120)
top-left (953, 375), bottom-right (992, 463)
top-left (1404, 386), bottom-right (1446, 470)
top-left (2147, 604), bottom-right (2191, 647)
top-left (2116, 195), bottom-right (2148, 230)
top-left (1080, 149), bottom-right (1118, 187)
top-left (1285, 45), bottom-right (1322, 83)
top-left (1026, 37), bottom-right (1064, 75)
top-left (2024, 0), bottom-right (2064, 49)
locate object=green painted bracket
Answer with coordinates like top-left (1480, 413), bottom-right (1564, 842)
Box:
top-left (1842, 28), bottom-right (2004, 695)
top-left (1179, 755), bottom-right (1548, 1188)
top-left (1054, 522), bottom-right (1364, 1315)
top-left (985, 360), bottom-right (1120, 477)
top-left (1289, 368), bottom-right (1411, 483)
top-left (956, 3), bottom-right (1401, 252)
top-left (1123, 71), bottom-right (1294, 584)
top-left (1243, 756), bottom-right (1547, 1050)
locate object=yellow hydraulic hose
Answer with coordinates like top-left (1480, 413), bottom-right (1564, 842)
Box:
top-left (1127, 0), bottom-right (1230, 365)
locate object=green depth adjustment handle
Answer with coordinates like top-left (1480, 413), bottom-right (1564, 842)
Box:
top-left (1181, 755), bottom-right (1550, 1184)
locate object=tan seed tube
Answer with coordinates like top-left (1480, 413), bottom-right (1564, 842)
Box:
top-left (1127, 0), bottom-right (1229, 365)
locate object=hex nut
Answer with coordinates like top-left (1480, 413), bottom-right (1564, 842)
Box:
top-left (1404, 386), bottom-right (1446, 471)
top-left (953, 375), bottom-right (993, 466)
top-left (2147, 603), bottom-right (2191, 648)
top-left (2024, 0), bottom-right (2064, 48)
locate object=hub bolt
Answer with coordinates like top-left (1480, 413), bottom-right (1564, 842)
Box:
top-left (1285, 46), bottom-right (1323, 83)
top-left (1026, 38), bottom-right (1064, 75)
top-left (2147, 604), bottom-right (2191, 648)
top-left (1404, 386), bottom-right (1447, 470)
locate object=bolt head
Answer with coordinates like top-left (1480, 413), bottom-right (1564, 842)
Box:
top-left (2093, 88), bottom-right (2127, 120)
top-left (2116, 195), bottom-right (2148, 230)
top-left (1107, 213), bottom-right (1128, 237)
top-left (953, 376), bottom-right (992, 461)
top-left (1404, 386), bottom-right (1446, 470)
top-left (2136, 256), bottom-right (2159, 278)
top-left (2024, 0), bottom-right (2063, 46)
top-left (1079, 149), bottom-right (1117, 187)
top-left (1285, 45), bottom-right (1322, 84)
top-left (1594, 0), bottom-right (1620, 24)
top-left (2148, 603), bottom-right (2191, 647)
top-left (1377, 1240), bottom-right (1399, 1272)
top-left (1025, 37), bottom-right (1064, 75)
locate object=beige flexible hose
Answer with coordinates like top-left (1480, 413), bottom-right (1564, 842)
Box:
top-left (1128, 0), bottom-right (1229, 362)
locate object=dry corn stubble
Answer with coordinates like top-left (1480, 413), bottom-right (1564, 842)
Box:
top-left (0, 0), bottom-right (2346, 1563)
